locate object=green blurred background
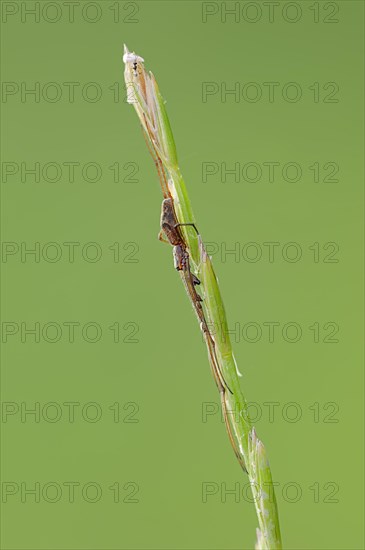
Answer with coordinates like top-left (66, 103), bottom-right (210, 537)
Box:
top-left (1, 1), bottom-right (364, 548)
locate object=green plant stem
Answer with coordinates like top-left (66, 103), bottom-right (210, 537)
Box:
top-left (123, 46), bottom-right (282, 549)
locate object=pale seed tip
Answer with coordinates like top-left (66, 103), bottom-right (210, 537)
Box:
top-left (123, 49), bottom-right (145, 65)
top-left (233, 353), bottom-right (243, 377)
top-left (198, 236), bottom-right (207, 261)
